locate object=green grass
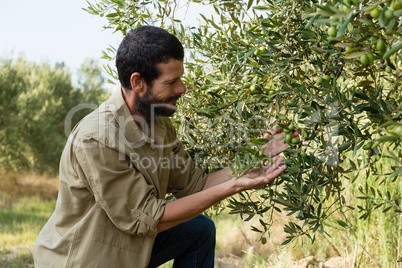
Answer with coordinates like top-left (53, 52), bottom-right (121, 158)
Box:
top-left (0, 250), bottom-right (34, 268)
top-left (0, 196), bottom-right (55, 267)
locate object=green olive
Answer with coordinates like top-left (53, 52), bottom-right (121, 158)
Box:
top-left (300, 151), bottom-right (307, 158)
top-left (385, 66), bottom-right (392, 73)
top-left (327, 26), bottom-right (337, 37)
top-left (363, 141), bottom-right (374, 150)
top-left (323, 75), bottom-right (331, 81)
top-left (393, 1), bottom-right (402, 10)
top-left (385, 10), bottom-right (394, 19)
top-left (288, 124), bottom-right (295, 131)
top-left (291, 138), bottom-right (299, 144)
top-left (366, 53), bottom-right (374, 64)
top-left (285, 134), bottom-right (292, 143)
top-left (370, 7), bottom-right (380, 18)
top-left (243, 82), bottom-right (252, 89)
top-left (259, 151), bottom-right (264, 157)
top-left (360, 54), bottom-right (369, 66)
top-left (316, 77), bottom-right (323, 85)
top-left (376, 40), bottom-right (386, 52)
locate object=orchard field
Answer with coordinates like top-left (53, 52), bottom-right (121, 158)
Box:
top-left (1, 0), bottom-right (401, 267)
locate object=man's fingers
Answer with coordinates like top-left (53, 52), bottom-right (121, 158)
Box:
top-left (244, 156), bottom-right (287, 188)
top-left (255, 163), bottom-right (287, 185)
top-left (263, 131), bottom-right (274, 139)
top-left (263, 125), bottom-right (283, 139)
top-left (267, 155), bottom-right (281, 161)
top-left (262, 156), bottom-right (284, 172)
top-left (263, 155), bottom-right (279, 167)
top-left (264, 164), bottom-right (287, 182)
top-left (275, 132), bottom-right (286, 140)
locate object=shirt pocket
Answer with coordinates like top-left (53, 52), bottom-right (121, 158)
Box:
top-left (94, 210), bottom-right (144, 253)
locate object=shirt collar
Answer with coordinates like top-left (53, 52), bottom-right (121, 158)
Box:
top-left (107, 88), bottom-right (167, 146)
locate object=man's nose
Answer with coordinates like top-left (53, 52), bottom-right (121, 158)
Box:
top-left (175, 79), bottom-right (186, 95)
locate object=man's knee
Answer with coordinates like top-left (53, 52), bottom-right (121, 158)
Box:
top-left (192, 215), bottom-right (216, 242)
top-left (201, 214), bottom-right (216, 232)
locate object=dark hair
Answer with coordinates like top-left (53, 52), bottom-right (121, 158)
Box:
top-left (116, 26), bottom-right (184, 89)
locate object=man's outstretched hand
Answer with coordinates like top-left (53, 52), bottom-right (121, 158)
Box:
top-left (232, 156), bottom-right (287, 193)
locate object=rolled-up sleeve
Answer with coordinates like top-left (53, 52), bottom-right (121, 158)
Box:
top-left (167, 139), bottom-right (208, 199)
top-left (75, 137), bottom-right (166, 237)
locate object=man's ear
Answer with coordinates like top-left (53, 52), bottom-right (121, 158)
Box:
top-left (130, 72), bottom-right (145, 93)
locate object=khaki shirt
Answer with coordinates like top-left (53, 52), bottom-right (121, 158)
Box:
top-left (34, 89), bottom-right (208, 268)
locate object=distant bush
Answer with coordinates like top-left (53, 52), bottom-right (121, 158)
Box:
top-left (0, 57), bottom-right (109, 174)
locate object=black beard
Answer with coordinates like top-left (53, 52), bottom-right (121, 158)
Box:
top-left (135, 88), bottom-right (178, 119)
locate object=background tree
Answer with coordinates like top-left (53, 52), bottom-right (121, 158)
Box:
top-left (85, 0), bottom-right (401, 265)
top-left (0, 57), bottom-right (109, 174)
top-left (0, 57), bottom-right (32, 171)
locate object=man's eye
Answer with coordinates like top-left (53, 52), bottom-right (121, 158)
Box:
top-left (168, 81), bottom-right (175, 85)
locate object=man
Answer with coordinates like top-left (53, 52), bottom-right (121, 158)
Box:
top-left (34, 26), bottom-right (297, 267)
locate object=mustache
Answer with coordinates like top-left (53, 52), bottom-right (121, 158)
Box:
top-left (164, 95), bottom-right (181, 103)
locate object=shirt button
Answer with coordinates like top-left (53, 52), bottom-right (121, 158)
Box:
top-left (134, 211), bottom-right (141, 217)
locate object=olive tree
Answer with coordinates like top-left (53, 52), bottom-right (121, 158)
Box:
top-left (85, 0), bottom-right (401, 263)
top-left (0, 57), bottom-right (108, 174)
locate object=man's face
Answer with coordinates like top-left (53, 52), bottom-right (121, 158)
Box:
top-left (135, 59), bottom-right (186, 118)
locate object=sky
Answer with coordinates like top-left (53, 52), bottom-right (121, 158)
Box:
top-left (0, 0), bottom-right (212, 90)
top-left (0, 0), bottom-right (121, 87)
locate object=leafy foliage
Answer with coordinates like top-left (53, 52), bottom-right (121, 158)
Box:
top-left (0, 57), bottom-right (109, 174)
top-left (86, 0), bottom-right (401, 254)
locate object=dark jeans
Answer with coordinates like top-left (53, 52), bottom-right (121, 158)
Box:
top-left (147, 214), bottom-right (216, 268)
